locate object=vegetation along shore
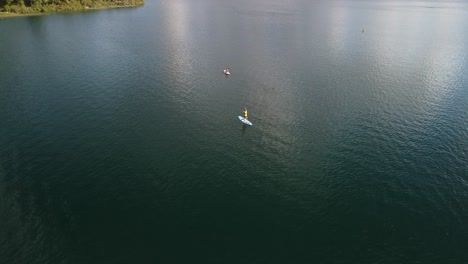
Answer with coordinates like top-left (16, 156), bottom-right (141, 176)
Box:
top-left (0, 0), bottom-right (144, 17)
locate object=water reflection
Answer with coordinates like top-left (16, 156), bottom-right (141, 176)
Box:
top-left (162, 0), bottom-right (193, 77)
top-left (328, 3), bottom-right (348, 58)
top-left (419, 10), bottom-right (467, 100)
top-left (341, 1), bottom-right (468, 122)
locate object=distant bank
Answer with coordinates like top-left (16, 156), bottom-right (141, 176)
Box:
top-left (0, 0), bottom-right (144, 18)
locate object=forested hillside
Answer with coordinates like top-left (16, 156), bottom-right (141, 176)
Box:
top-left (0, 0), bottom-right (144, 14)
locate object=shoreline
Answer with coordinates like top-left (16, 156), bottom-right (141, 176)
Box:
top-left (0, 4), bottom-right (143, 19)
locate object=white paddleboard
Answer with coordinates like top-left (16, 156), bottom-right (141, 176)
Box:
top-left (238, 116), bottom-right (252, 126)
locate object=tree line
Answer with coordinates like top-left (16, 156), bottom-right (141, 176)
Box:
top-left (1, 0), bottom-right (144, 14)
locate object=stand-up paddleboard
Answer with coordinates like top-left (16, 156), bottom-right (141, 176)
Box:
top-left (238, 116), bottom-right (252, 126)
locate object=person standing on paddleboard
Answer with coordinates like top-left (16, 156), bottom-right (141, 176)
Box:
top-left (243, 107), bottom-right (248, 120)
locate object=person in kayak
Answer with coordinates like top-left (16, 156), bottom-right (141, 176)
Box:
top-left (243, 107), bottom-right (248, 120)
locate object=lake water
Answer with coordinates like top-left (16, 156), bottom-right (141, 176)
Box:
top-left (1, 0), bottom-right (468, 263)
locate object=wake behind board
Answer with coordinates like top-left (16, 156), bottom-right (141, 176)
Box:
top-left (238, 116), bottom-right (253, 126)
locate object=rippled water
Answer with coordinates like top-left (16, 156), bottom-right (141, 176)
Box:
top-left (1, 0), bottom-right (468, 263)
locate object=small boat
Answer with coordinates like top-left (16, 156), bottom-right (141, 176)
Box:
top-left (224, 68), bottom-right (231, 75)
